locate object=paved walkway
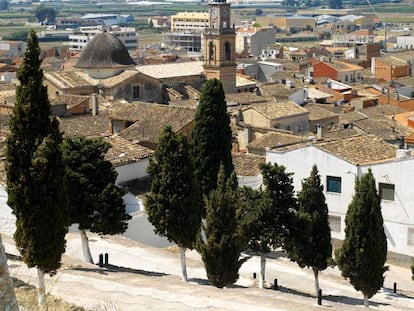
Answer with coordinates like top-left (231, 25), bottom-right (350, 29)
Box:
top-left (3, 233), bottom-right (414, 311)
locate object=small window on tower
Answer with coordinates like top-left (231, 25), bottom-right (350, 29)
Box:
top-left (225, 42), bottom-right (231, 60)
top-left (209, 42), bottom-right (214, 60)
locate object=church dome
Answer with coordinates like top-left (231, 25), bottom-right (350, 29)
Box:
top-left (74, 31), bottom-right (136, 78)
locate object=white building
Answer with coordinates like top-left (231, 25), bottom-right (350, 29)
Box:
top-left (266, 134), bottom-right (414, 262)
top-left (81, 14), bottom-right (134, 26)
top-left (68, 25), bottom-right (138, 51)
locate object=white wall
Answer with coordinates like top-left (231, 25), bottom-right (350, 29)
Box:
top-left (266, 146), bottom-right (414, 257)
top-left (115, 158), bottom-right (150, 185)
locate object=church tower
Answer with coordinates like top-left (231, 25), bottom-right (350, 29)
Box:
top-left (203, 0), bottom-right (237, 94)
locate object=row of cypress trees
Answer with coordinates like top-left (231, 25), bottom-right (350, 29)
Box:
top-left (146, 78), bottom-right (388, 307)
top-left (4, 30), bottom-right (131, 310)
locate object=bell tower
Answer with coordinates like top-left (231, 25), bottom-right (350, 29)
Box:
top-left (203, 0), bottom-right (236, 94)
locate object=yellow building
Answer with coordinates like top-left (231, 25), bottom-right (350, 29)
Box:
top-left (171, 11), bottom-right (209, 32)
top-left (256, 16), bottom-right (315, 32)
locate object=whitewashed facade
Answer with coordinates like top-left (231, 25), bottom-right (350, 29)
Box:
top-left (266, 145), bottom-right (414, 259)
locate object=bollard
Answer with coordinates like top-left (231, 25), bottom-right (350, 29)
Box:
top-left (273, 278), bottom-right (278, 290)
top-left (253, 272), bottom-right (256, 279)
top-left (105, 253), bottom-right (109, 266)
top-left (99, 254), bottom-right (103, 267)
top-left (393, 282), bottom-right (397, 294)
top-left (317, 289), bottom-right (322, 305)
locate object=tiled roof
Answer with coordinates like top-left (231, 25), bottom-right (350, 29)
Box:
top-left (243, 101), bottom-right (309, 120)
top-left (59, 113), bottom-right (110, 138)
top-left (225, 92), bottom-right (270, 105)
top-left (136, 61), bottom-right (203, 79)
top-left (232, 153), bottom-right (265, 176)
top-left (104, 135), bottom-right (153, 167)
top-left (316, 134), bottom-right (397, 165)
top-left (353, 117), bottom-right (412, 143)
top-left (248, 131), bottom-right (303, 150)
top-left (45, 69), bottom-right (141, 90)
top-left (116, 103), bottom-right (195, 144)
top-left (45, 71), bottom-right (94, 89)
top-left (321, 127), bottom-right (361, 140)
top-left (258, 83), bottom-right (303, 98)
top-left (304, 103), bottom-right (339, 121)
top-left (376, 56), bottom-right (407, 66)
top-left (50, 94), bottom-right (90, 110)
top-left (236, 74), bottom-right (259, 88)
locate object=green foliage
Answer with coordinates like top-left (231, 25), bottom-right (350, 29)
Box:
top-left (34, 4), bottom-right (58, 23)
top-left (288, 165), bottom-right (332, 271)
top-left (328, 0), bottom-right (342, 9)
top-left (259, 162), bottom-right (298, 251)
top-left (254, 8), bottom-right (263, 15)
top-left (199, 167), bottom-right (247, 288)
top-left (62, 137), bottom-right (130, 235)
top-left (238, 186), bottom-right (280, 254)
top-left (6, 30), bottom-right (68, 274)
top-left (6, 29), bottom-right (29, 41)
top-left (146, 127), bottom-right (202, 249)
top-left (191, 79), bottom-right (234, 199)
top-left (335, 169), bottom-right (388, 299)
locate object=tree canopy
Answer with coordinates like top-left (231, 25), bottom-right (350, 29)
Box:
top-left (191, 78), bottom-right (234, 198)
top-left (34, 4), bottom-right (57, 23)
top-left (146, 127), bottom-right (202, 281)
top-left (63, 137), bottom-right (130, 234)
top-left (199, 167), bottom-right (247, 288)
top-left (63, 137), bottom-right (130, 263)
top-left (335, 169), bottom-right (387, 306)
top-left (259, 162), bottom-right (298, 250)
top-left (6, 29), bottom-right (68, 273)
top-left (288, 165), bottom-right (332, 295)
top-left (5, 29), bottom-right (68, 308)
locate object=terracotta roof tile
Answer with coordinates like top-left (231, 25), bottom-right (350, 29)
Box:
top-left (104, 135), bottom-right (153, 167)
top-left (232, 153), bottom-right (265, 176)
top-left (316, 134), bottom-right (397, 165)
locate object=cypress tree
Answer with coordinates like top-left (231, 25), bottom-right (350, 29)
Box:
top-left (335, 169), bottom-right (388, 307)
top-left (238, 186), bottom-right (273, 288)
top-left (288, 165), bottom-right (332, 296)
top-left (259, 162), bottom-right (298, 248)
top-left (244, 162), bottom-right (297, 289)
top-left (191, 79), bottom-right (234, 199)
top-left (199, 167), bottom-right (247, 288)
top-left (5, 29), bottom-right (68, 309)
top-left (146, 127), bottom-right (202, 281)
top-left (62, 137), bottom-right (131, 264)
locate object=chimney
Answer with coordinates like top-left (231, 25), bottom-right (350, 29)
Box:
top-left (244, 127), bottom-right (251, 145)
top-left (316, 124), bottom-right (323, 139)
top-left (396, 149), bottom-right (410, 159)
top-left (91, 94), bottom-right (99, 116)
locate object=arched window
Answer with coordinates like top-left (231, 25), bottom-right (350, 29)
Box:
top-left (209, 41), bottom-right (214, 60)
top-left (224, 42), bottom-right (231, 60)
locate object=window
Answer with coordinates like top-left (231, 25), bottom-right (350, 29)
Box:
top-left (329, 215), bottom-right (341, 233)
top-left (379, 183), bottom-right (394, 201)
top-left (225, 42), bottom-right (231, 60)
top-left (407, 227), bottom-right (414, 245)
top-left (132, 85), bottom-right (140, 99)
top-left (209, 41), bottom-right (214, 60)
top-left (327, 176), bottom-right (341, 193)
